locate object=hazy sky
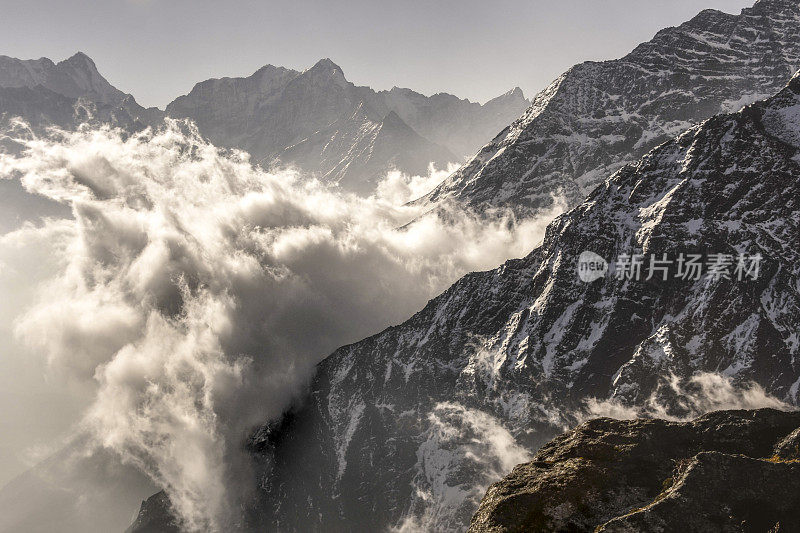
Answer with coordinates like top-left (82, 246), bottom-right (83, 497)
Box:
top-left (0, 0), bottom-right (754, 109)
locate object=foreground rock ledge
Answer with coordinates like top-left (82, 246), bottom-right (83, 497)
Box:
top-left (468, 409), bottom-right (800, 533)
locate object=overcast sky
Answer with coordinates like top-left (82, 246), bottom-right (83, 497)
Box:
top-left (0, 0), bottom-right (755, 109)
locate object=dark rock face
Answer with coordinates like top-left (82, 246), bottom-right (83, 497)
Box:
top-left (424, 0), bottom-right (800, 216)
top-left (774, 427), bottom-right (800, 460)
top-left (126, 492), bottom-right (180, 533)
top-left (469, 408), bottom-right (800, 533)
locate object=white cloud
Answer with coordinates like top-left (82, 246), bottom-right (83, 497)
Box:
top-left (374, 162), bottom-right (461, 205)
top-left (0, 121), bottom-right (563, 531)
top-left (582, 372), bottom-right (793, 423)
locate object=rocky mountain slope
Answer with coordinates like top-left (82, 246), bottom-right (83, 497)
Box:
top-left (165, 59), bottom-right (528, 193)
top-left (469, 408), bottom-right (800, 533)
top-left (229, 69), bottom-right (800, 532)
top-left (423, 0), bottom-right (800, 215)
top-left (125, 492), bottom-right (180, 533)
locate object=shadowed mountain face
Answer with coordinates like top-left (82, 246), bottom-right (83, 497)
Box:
top-left (469, 409), bottom-right (800, 533)
top-left (0, 437), bottom-right (156, 533)
top-left (424, 0), bottom-right (800, 216)
top-left (237, 71), bottom-right (800, 531)
top-left (165, 59), bottom-right (529, 193)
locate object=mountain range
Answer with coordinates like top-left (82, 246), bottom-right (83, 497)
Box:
top-left (423, 0), bottom-right (800, 216)
top-left (0, 54), bottom-right (528, 196)
top-left (121, 1), bottom-right (800, 531)
top-left (2, 1), bottom-right (799, 532)
top-left (231, 65), bottom-right (800, 532)
top-left (165, 58), bottom-right (528, 193)
top-left (0, 52), bottom-right (160, 132)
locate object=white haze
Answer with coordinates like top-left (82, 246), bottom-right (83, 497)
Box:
top-left (392, 402), bottom-right (531, 533)
top-left (0, 121), bottom-right (563, 531)
top-left (582, 372), bottom-right (794, 423)
top-left (374, 162), bottom-right (461, 205)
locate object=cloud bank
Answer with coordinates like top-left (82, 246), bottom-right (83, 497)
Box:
top-left (582, 372), bottom-right (793, 423)
top-left (0, 121), bottom-right (562, 531)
